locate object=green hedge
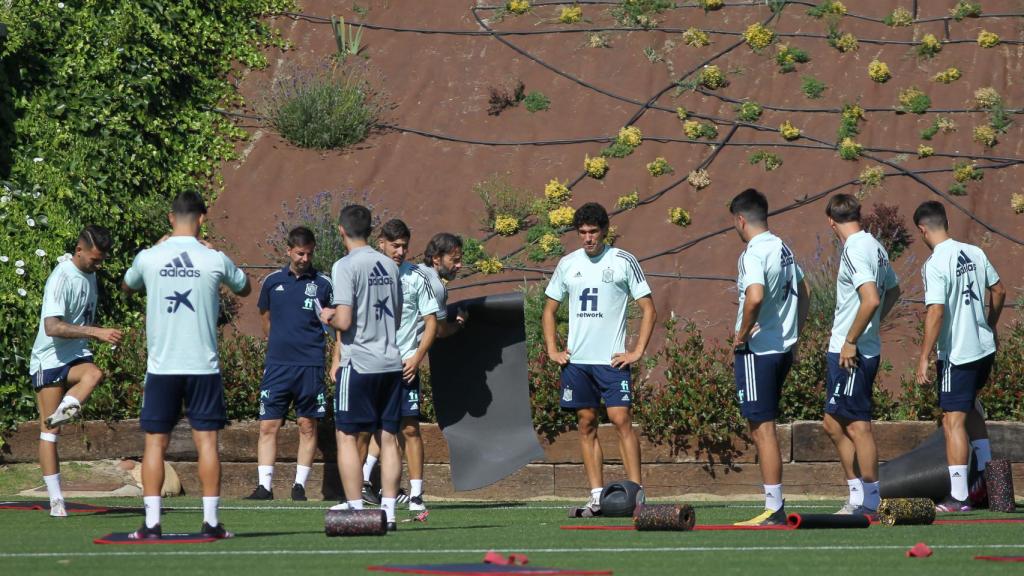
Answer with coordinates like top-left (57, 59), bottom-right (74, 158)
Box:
top-left (0, 0), bottom-right (291, 434)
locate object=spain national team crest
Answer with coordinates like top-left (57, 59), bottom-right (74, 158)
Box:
top-left (305, 283), bottom-right (318, 298)
top-left (602, 268), bottom-right (614, 283)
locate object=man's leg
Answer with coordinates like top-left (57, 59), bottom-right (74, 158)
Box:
top-left (253, 418), bottom-right (281, 497)
top-left (379, 429), bottom-right (402, 524)
top-left (402, 417), bottom-right (425, 504)
top-left (823, 413), bottom-right (858, 479)
top-left (294, 416), bottom-right (317, 497)
top-left (193, 429), bottom-right (225, 530)
top-left (337, 430), bottom-right (366, 507)
top-left (606, 407), bottom-right (641, 485)
top-left (845, 419), bottom-right (879, 510)
top-left (36, 386), bottom-right (64, 514)
top-left (578, 407), bottom-right (604, 491)
top-left (750, 420), bottom-right (782, 489)
top-left (943, 410), bottom-right (971, 501)
top-left (141, 432), bottom-right (170, 529)
top-left (45, 362), bottom-right (103, 427)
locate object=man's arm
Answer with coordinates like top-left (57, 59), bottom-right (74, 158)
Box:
top-left (987, 281), bottom-right (1006, 333)
top-left (329, 330), bottom-right (342, 381)
top-left (611, 295), bottom-right (657, 368)
top-left (436, 308), bottom-right (466, 338)
top-left (839, 282), bottom-right (881, 369)
top-left (404, 313), bottom-right (437, 382)
top-left (259, 309), bottom-right (270, 338)
top-left (329, 304), bottom-right (353, 332)
top-left (916, 304), bottom-right (944, 385)
top-left (797, 278), bottom-right (810, 334)
top-left (879, 284), bottom-right (901, 323)
top-left (735, 284), bottom-right (764, 346)
top-left (542, 297), bottom-right (569, 366)
top-left (43, 317), bottom-right (122, 344)
top-left (232, 277), bottom-right (252, 297)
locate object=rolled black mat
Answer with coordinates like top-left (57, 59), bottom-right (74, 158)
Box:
top-left (877, 498), bottom-right (936, 526)
top-left (633, 504), bottom-right (696, 531)
top-left (324, 509), bottom-right (387, 536)
top-left (879, 428), bottom-right (980, 501)
top-left (786, 513), bottom-right (870, 529)
top-left (986, 459), bottom-right (1016, 513)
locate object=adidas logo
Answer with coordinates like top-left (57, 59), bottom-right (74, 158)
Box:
top-left (160, 251), bottom-right (200, 278)
top-left (410, 403), bottom-right (418, 411)
top-left (368, 261), bottom-right (393, 286)
top-left (317, 405), bottom-right (325, 413)
top-left (829, 397), bottom-right (836, 405)
top-left (957, 251), bottom-right (973, 267)
top-left (274, 285), bottom-right (285, 291)
top-left (952, 472), bottom-right (962, 478)
top-left (574, 271), bottom-right (583, 278)
top-left (955, 250), bottom-right (977, 277)
top-left (621, 395), bottom-right (630, 401)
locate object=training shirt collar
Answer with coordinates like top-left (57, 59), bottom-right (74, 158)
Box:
top-left (282, 264), bottom-right (317, 279)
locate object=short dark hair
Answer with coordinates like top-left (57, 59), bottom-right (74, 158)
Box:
top-left (287, 226), bottom-right (316, 248)
top-left (572, 202), bottom-right (609, 231)
top-left (78, 225), bottom-right (112, 253)
top-left (424, 233), bottom-right (463, 265)
top-left (339, 204), bottom-right (373, 240)
top-left (380, 219), bottom-right (411, 242)
top-left (729, 188), bottom-right (768, 226)
top-left (913, 200), bottom-right (948, 230)
top-left (825, 193), bottom-right (861, 223)
top-left (171, 191), bottom-right (208, 217)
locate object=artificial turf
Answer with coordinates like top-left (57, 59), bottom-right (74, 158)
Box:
top-left (1, 498), bottom-right (1022, 575)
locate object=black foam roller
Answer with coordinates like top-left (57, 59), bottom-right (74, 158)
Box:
top-left (986, 459), bottom-right (1016, 513)
top-left (324, 509), bottom-right (387, 536)
top-left (786, 513), bottom-right (870, 529)
top-left (879, 428), bottom-right (979, 501)
top-left (633, 504), bottom-right (696, 531)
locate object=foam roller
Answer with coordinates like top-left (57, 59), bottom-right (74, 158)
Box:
top-left (633, 504), bottom-right (696, 531)
top-left (986, 459), bottom-right (1016, 513)
top-left (877, 498), bottom-right (935, 526)
top-left (324, 509), bottom-right (387, 536)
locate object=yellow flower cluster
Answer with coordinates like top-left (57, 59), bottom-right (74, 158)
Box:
top-left (838, 137), bottom-right (863, 160)
top-left (699, 65), bottom-right (726, 89)
top-left (549, 205), bottom-right (576, 227)
top-left (559, 5), bottom-right (582, 24)
top-left (700, 0), bottom-right (723, 9)
top-left (1011, 193), bottom-right (1024, 215)
top-left (544, 179), bottom-right (571, 204)
top-left (932, 67), bottom-right (961, 84)
top-left (973, 125), bottom-right (997, 147)
top-left (603, 226), bottom-right (619, 246)
top-left (868, 59), bottom-right (891, 83)
top-left (743, 22), bottom-right (775, 51)
top-left (833, 33), bottom-right (858, 53)
top-left (898, 87), bottom-right (927, 110)
top-left (779, 121), bottom-right (801, 140)
top-left (687, 169), bottom-right (711, 190)
top-left (506, 0), bottom-right (530, 15)
top-left (668, 207), bottom-right (692, 227)
top-left (859, 166), bottom-right (884, 188)
top-left (682, 27), bottom-right (710, 47)
top-left (676, 107), bottom-right (688, 121)
top-left (917, 145), bottom-right (934, 158)
top-left (974, 87), bottom-right (1001, 109)
top-left (616, 190), bottom-right (639, 210)
top-left (919, 33), bottom-right (942, 56)
top-left (475, 258), bottom-right (504, 275)
top-left (953, 162), bottom-right (980, 183)
top-left (683, 120), bottom-right (703, 139)
top-left (842, 104), bottom-right (864, 122)
top-left (584, 155), bottom-right (608, 178)
top-left (825, 1), bottom-right (847, 14)
top-left (647, 157), bottom-right (673, 177)
top-left (978, 30), bottom-right (1000, 48)
top-left (493, 214), bottom-right (520, 236)
top-left (886, 7), bottom-right (913, 27)
top-left (618, 126), bottom-right (643, 148)
top-left (539, 233), bottom-right (562, 254)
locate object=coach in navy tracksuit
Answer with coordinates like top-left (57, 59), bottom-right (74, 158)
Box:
top-left (246, 226), bottom-right (333, 501)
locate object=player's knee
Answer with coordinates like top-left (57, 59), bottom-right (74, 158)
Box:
top-left (607, 411), bottom-right (633, 432)
top-left (259, 420), bottom-right (281, 436)
top-left (82, 364), bottom-right (105, 386)
top-left (296, 420), bottom-right (316, 438)
top-left (401, 422), bottom-right (420, 439)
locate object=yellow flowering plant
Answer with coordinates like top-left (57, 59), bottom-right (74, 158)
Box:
top-left (506, 0), bottom-right (530, 15)
top-left (973, 125), bottom-right (997, 147)
top-left (493, 214), bottom-right (520, 236)
top-left (549, 205), bottom-right (576, 227)
top-left (682, 27), bottom-right (710, 47)
top-left (917, 145), bottom-right (934, 158)
top-left (974, 87), bottom-right (1001, 109)
top-left (917, 33), bottom-right (942, 58)
top-left (559, 5), bottom-right (582, 24)
top-left (1011, 193), bottom-right (1024, 215)
top-left (647, 157), bottom-right (673, 177)
top-left (838, 137), bottom-right (863, 160)
top-left (687, 169), bottom-right (711, 190)
top-left (699, 65), bottom-right (726, 89)
top-left (743, 22), bottom-right (775, 51)
top-left (978, 30), bottom-right (1000, 48)
top-left (544, 179), bottom-right (571, 205)
top-left (616, 190), bottom-right (640, 210)
top-left (668, 207), bottom-right (692, 227)
top-left (474, 258), bottom-right (504, 275)
top-left (858, 166), bottom-right (884, 188)
top-left (584, 155), bottom-right (608, 178)
top-left (868, 59), bottom-right (891, 83)
top-left (932, 68), bottom-right (961, 84)
top-left (779, 120), bottom-right (801, 140)
top-left (618, 126), bottom-right (642, 147)
top-left (884, 7), bottom-right (913, 27)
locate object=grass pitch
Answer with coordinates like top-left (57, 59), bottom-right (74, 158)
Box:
top-left (1, 498), bottom-right (1022, 575)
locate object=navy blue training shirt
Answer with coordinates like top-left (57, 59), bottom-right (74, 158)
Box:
top-left (258, 266), bottom-right (334, 367)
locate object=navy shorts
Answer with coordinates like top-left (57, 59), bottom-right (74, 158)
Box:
top-left (937, 354), bottom-right (994, 413)
top-left (400, 372), bottom-right (421, 419)
top-left (259, 364), bottom-right (327, 420)
top-left (141, 373), bottom-right (227, 433)
top-left (30, 357), bottom-right (94, 391)
top-left (334, 365), bottom-right (402, 434)
top-left (825, 352), bottom-right (880, 422)
top-left (734, 349), bottom-right (793, 422)
top-left (559, 363), bottom-right (632, 410)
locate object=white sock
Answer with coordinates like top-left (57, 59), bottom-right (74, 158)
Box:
top-left (764, 484), bottom-right (783, 512)
top-left (144, 495), bottom-right (162, 528)
top-left (43, 473), bottom-right (62, 501)
top-left (346, 499), bottom-right (364, 510)
top-left (847, 478), bottom-right (864, 506)
top-left (257, 465), bottom-right (273, 490)
top-left (971, 439), bottom-right (992, 471)
top-left (381, 497), bottom-right (396, 522)
top-left (202, 496), bottom-right (219, 526)
top-left (410, 479), bottom-right (423, 498)
top-left (58, 395), bottom-right (80, 412)
top-left (294, 465), bottom-right (311, 487)
top-left (362, 455), bottom-right (378, 483)
top-left (590, 487), bottom-right (602, 505)
top-left (949, 465), bottom-right (969, 501)
top-left (862, 481), bottom-right (881, 510)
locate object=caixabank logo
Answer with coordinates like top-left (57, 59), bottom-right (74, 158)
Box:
top-left (160, 252), bottom-right (201, 278)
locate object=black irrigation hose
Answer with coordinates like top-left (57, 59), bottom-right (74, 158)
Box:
top-left (694, 88), bottom-right (1024, 116)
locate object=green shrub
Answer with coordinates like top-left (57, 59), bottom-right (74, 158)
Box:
top-left (610, 0), bottom-right (673, 28)
top-left (801, 75), bottom-right (827, 99)
top-left (475, 173), bottom-right (533, 233)
top-left (749, 150), bottom-right (783, 171)
top-left (522, 283), bottom-right (577, 439)
top-left (524, 91), bottom-right (551, 113)
top-left (261, 60), bottom-right (384, 150)
top-left (775, 45), bottom-right (810, 73)
top-left (735, 101), bottom-right (763, 122)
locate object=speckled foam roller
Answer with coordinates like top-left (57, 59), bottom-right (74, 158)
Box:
top-left (877, 498), bottom-right (935, 526)
top-left (633, 504), bottom-right (696, 531)
top-left (324, 509), bottom-right (387, 536)
top-left (985, 459), bottom-right (1016, 513)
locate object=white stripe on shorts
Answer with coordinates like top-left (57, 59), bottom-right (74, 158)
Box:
top-left (845, 368), bottom-right (855, 396)
top-left (338, 366), bottom-right (350, 412)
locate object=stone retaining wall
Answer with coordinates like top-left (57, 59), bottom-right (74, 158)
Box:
top-left (3, 420), bottom-right (1021, 499)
